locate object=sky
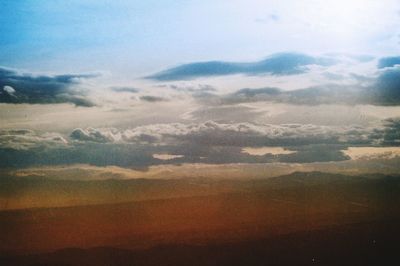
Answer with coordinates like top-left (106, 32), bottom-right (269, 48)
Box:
top-left (1, 0), bottom-right (400, 74)
top-left (1, 0), bottom-right (400, 179)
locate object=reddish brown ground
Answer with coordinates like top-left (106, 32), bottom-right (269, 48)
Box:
top-left (0, 172), bottom-right (399, 265)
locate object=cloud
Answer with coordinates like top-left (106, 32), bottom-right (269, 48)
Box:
top-left (371, 66), bottom-right (400, 104)
top-left (378, 56), bottom-right (400, 68)
top-left (139, 95), bottom-right (168, 102)
top-left (69, 121), bottom-right (380, 147)
top-left (184, 104), bottom-right (262, 123)
top-left (205, 65), bottom-right (400, 106)
top-left (0, 129), bottom-right (67, 150)
top-left (381, 118), bottom-right (400, 145)
top-left (324, 53), bottom-right (375, 63)
top-left (217, 85), bottom-right (361, 105)
top-left (3, 85), bottom-right (16, 96)
top-left (146, 53), bottom-right (336, 81)
top-left (343, 147), bottom-right (400, 160)
top-left (1, 119), bottom-right (397, 168)
top-left (0, 142), bottom-right (157, 169)
top-left (70, 128), bottom-right (118, 143)
top-left (160, 84), bottom-right (216, 93)
top-left (0, 66), bottom-right (96, 106)
top-left (146, 54), bottom-right (399, 106)
top-left (152, 154), bottom-right (184, 160)
top-left (110, 87), bottom-right (139, 93)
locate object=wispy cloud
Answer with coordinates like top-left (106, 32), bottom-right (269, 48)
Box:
top-left (146, 53), bottom-right (336, 81)
top-left (110, 87), bottom-right (140, 93)
top-left (194, 59), bottom-right (400, 106)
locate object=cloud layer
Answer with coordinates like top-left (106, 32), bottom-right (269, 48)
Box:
top-left (2, 53), bottom-right (400, 170)
top-left (0, 129), bottom-right (67, 150)
top-left (147, 53), bottom-right (335, 81)
top-left (194, 64), bottom-right (400, 106)
top-left (67, 121), bottom-right (384, 148)
top-left (1, 118), bottom-right (396, 169)
top-left (0, 67), bottom-right (96, 106)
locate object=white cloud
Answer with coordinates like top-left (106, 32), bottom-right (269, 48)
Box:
top-left (242, 147), bottom-right (296, 156)
top-left (0, 129), bottom-right (67, 150)
top-left (3, 85), bottom-right (15, 95)
top-left (343, 147), bottom-right (400, 160)
top-left (153, 154), bottom-right (184, 160)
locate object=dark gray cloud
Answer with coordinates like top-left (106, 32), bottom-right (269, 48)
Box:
top-left (110, 87), bottom-right (139, 93)
top-left (0, 138), bottom-right (349, 170)
top-left (0, 143), bottom-right (156, 169)
top-left (378, 56), bottom-right (400, 68)
top-left (371, 66), bottom-right (400, 104)
top-left (139, 95), bottom-right (168, 102)
top-left (146, 53), bottom-right (336, 81)
top-left (0, 66), bottom-right (96, 106)
top-left (70, 128), bottom-right (116, 143)
top-left (381, 118), bottom-right (400, 145)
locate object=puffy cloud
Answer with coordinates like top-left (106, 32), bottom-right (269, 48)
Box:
top-left (69, 121), bottom-right (381, 147)
top-left (0, 129), bottom-right (67, 150)
top-left (7, 119), bottom-right (376, 146)
top-left (146, 53), bottom-right (336, 81)
top-left (0, 66), bottom-right (96, 106)
top-left (70, 128), bottom-right (119, 143)
top-left (3, 85), bottom-right (15, 96)
top-left (70, 118), bottom-right (394, 150)
top-left (0, 119), bottom-right (396, 168)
